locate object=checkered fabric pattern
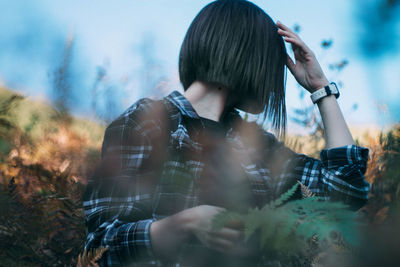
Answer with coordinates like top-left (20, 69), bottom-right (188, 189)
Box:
top-left (82, 90), bottom-right (370, 266)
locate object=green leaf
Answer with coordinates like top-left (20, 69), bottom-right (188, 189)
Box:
top-left (270, 182), bottom-right (299, 208)
top-left (244, 208), bottom-right (266, 241)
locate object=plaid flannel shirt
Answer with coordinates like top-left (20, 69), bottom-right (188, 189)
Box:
top-left (83, 90), bottom-right (370, 266)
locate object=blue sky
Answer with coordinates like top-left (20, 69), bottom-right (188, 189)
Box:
top-left (0, 0), bottom-right (399, 132)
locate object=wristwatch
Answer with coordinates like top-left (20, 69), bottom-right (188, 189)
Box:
top-left (310, 82), bottom-right (340, 104)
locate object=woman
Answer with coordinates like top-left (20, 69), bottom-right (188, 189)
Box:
top-left (83, 1), bottom-right (370, 266)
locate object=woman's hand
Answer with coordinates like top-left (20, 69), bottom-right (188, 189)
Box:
top-left (186, 205), bottom-right (251, 256)
top-left (275, 21), bottom-right (356, 149)
top-left (276, 21), bottom-right (329, 93)
top-left (150, 204), bottom-right (252, 262)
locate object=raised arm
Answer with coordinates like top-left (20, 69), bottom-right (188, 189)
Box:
top-left (269, 21), bottom-right (370, 209)
top-left (276, 21), bottom-right (355, 149)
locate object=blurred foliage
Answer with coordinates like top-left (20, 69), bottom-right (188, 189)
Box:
top-left (351, 124), bottom-right (400, 267)
top-left (0, 87), bottom-right (104, 266)
top-left (50, 33), bottom-right (74, 122)
top-left (213, 182), bottom-right (362, 266)
top-left (76, 247), bottom-right (108, 267)
top-left (357, 125), bottom-right (400, 235)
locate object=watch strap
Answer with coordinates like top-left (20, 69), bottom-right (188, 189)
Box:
top-left (310, 82), bottom-right (339, 104)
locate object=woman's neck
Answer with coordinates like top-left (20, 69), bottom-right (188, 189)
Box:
top-left (183, 81), bottom-right (233, 122)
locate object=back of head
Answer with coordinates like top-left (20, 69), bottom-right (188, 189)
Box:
top-left (179, 0), bottom-right (287, 136)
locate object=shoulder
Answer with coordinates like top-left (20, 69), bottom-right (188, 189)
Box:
top-left (103, 97), bottom-right (171, 148)
top-left (107, 97), bottom-right (160, 131)
top-left (110, 97), bottom-right (171, 131)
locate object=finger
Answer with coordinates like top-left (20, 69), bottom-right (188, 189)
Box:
top-left (224, 219), bottom-right (244, 230)
top-left (211, 227), bottom-right (242, 242)
top-left (277, 22), bottom-right (312, 51)
top-left (282, 36), bottom-right (303, 48)
top-left (283, 37), bottom-right (311, 55)
top-left (207, 237), bottom-right (235, 252)
top-left (276, 21), bottom-right (297, 36)
top-left (202, 205), bottom-right (226, 215)
top-left (279, 31), bottom-right (304, 52)
top-left (210, 205), bottom-right (226, 212)
top-left (286, 54), bottom-right (296, 73)
top-left (283, 36), bottom-right (313, 56)
top-left (277, 29), bottom-right (297, 39)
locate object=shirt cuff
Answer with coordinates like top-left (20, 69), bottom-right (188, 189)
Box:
top-left (110, 218), bottom-right (156, 264)
top-left (131, 219), bottom-right (156, 260)
top-left (320, 144), bottom-right (369, 169)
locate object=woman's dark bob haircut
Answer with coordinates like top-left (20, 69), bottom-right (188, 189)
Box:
top-left (179, 0), bottom-right (287, 136)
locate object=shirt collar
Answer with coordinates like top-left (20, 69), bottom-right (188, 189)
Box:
top-left (165, 90), bottom-right (200, 119)
top-left (164, 90), bottom-right (242, 130)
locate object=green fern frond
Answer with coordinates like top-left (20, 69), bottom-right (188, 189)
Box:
top-left (212, 181), bottom-right (363, 256)
top-left (244, 208), bottom-right (266, 241)
top-left (269, 182), bottom-right (299, 208)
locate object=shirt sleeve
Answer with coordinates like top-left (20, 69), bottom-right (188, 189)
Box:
top-left (263, 132), bottom-right (370, 210)
top-left (82, 101), bottom-right (162, 266)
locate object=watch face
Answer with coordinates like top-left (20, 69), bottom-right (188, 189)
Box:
top-left (330, 82), bottom-right (339, 93)
top-left (326, 82), bottom-right (340, 99)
